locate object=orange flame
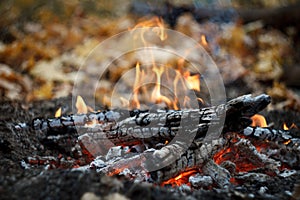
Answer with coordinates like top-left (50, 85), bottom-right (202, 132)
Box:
top-left (283, 123), bottom-right (289, 130)
top-left (131, 62), bottom-right (143, 109)
top-left (251, 114), bottom-right (267, 127)
top-left (161, 169), bottom-right (198, 187)
top-left (183, 71), bottom-right (200, 92)
top-left (132, 17), bottom-right (167, 41)
top-left (201, 34), bottom-right (208, 47)
top-left (55, 107), bottom-right (62, 118)
top-left (151, 66), bottom-right (172, 107)
top-left (283, 140), bottom-right (291, 145)
top-left (290, 123), bottom-right (298, 129)
top-left (76, 95), bottom-right (88, 114)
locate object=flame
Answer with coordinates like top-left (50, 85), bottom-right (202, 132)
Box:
top-left (151, 65), bottom-right (172, 107)
top-left (283, 123), bottom-right (289, 130)
top-left (251, 114), bottom-right (267, 127)
top-left (131, 62), bottom-right (143, 109)
top-left (283, 140), bottom-right (291, 145)
top-left (161, 169), bottom-right (199, 187)
top-left (132, 17), bottom-right (167, 41)
top-left (55, 107), bottom-right (62, 118)
top-left (183, 71), bottom-right (200, 92)
top-left (290, 123), bottom-right (298, 129)
top-left (282, 123), bottom-right (298, 130)
top-left (76, 95), bottom-right (88, 114)
top-left (201, 34), bottom-right (208, 47)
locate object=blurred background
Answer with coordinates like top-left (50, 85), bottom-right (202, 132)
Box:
top-left (0, 0), bottom-right (299, 112)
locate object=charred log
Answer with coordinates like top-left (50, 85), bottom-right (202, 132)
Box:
top-left (15, 94), bottom-right (271, 148)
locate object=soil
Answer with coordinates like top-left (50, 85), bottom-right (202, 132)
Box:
top-left (0, 97), bottom-right (300, 200)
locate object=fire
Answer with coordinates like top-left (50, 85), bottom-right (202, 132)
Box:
top-left (283, 123), bottom-right (289, 130)
top-left (201, 34), bottom-right (208, 47)
top-left (161, 169), bottom-right (199, 187)
top-left (251, 114), bottom-right (267, 127)
top-left (131, 62), bottom-right (144, 109)
top-left (76, 95), bottom-right (88, 114)
top-left (55, 107), bottom-right (62, 118)
top-left (283, 140), bottom-right (291, 145)
top-left (132, 17), bottom-right (167, 41)
top-left (151, 65), bottom-right (173, 108)
top-left (282, 122), bottom-right (298, 130)
top-left (183, 71), bottom-right (200, 92)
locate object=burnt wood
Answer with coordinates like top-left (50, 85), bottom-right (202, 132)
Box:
top-left (15, 94), bottom-right (271, 148)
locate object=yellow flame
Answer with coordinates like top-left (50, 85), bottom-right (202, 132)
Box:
top-left (151, 66), bottom-right (172, 107)
top-left (55, 107), bottom-right (62, 118)
top-left (131, 62), bottom-right (143, 109)
top-left (131, 17), bottom-right (167, 41)
top-left (283, 123), bottom-right (289, 130)
top-left (183, 71), bottom-right (200, 92)
top-left (283, 140), bottom-right (291, 145)
top-left (201, 34), bottom-right (208, 47)
top-left (76, 95), bottom-right (88, 114)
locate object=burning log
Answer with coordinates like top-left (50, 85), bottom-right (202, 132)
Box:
top-left (243, 126), bottom-right (292, 143)
top-left (15, 94), bottom-right (271, 148)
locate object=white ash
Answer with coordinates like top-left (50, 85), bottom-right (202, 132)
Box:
top-left (20, 160), bottom-right (31, 169)
top-left (178, 184), bottom-right (191, 193)
top-left (278, 169), bottom-right (297, 178)
top-left (203, 159), bottom-right (231, 188)
top-left (90, 157), bottom-right (106, 171)
top-left (220, 160), bottom-right (236, 174)
top-left (235, 172), bottom-right (270, 183)
top-left (188, 174), bottom-right (213, 188)
top-left (258, 186), bottom-right (268, 194)
top-left (106, 146), bottom-right (123, 161)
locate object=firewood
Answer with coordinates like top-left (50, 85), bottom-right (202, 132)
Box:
top-left (15, 94), bottom-right (271, 148)
top-left (144, 138), bottom-right (226, 184)
top-left (243, 126), bottom-right (292, 142)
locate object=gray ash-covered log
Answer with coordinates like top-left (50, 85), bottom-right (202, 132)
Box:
top-left (15, 94), bottom-right (271, 149)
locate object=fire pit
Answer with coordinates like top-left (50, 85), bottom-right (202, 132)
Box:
top-left (1, 1), bottom-right (300, 200)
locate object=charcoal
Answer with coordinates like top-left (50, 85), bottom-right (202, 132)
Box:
top-left (188, 174), bottom-right (213, 188)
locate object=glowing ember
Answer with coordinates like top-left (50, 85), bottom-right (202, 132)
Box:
top-left (55, 107), bottom-right (62, 118)
top-left (283, 140), bottom-right (291, 145)
top-left (76, 95), bottom-right (88, 114)
top-left (251, 114), bottom-right (267, 127)
top-left (161, 169), bottom-right (199, 187)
